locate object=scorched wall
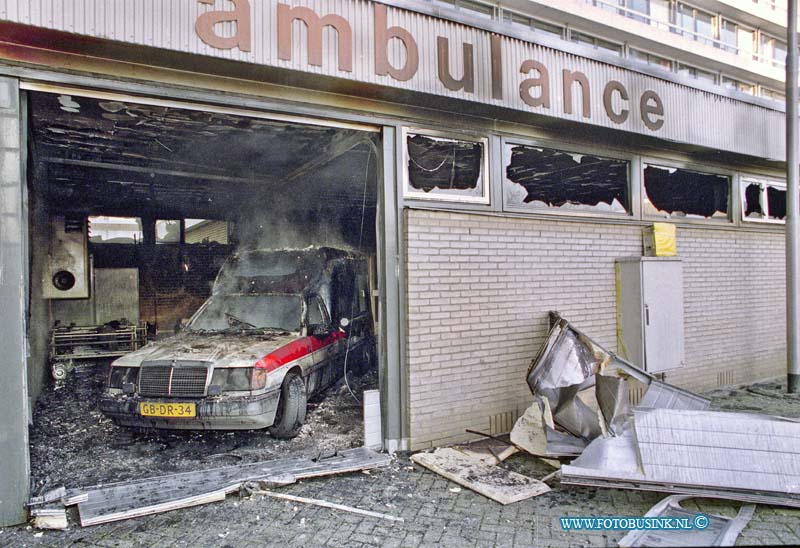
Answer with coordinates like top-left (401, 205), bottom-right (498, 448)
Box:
top-left (405, 208), bottom-right (786, 450)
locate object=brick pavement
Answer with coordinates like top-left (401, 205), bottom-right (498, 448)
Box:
top-left (3, 379), bottom-right (800, 547)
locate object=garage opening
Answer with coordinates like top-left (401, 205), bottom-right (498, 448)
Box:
top-left (25, 90), bottom-right (382, 489)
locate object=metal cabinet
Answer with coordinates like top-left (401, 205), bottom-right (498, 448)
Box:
top-left (615, 257), bottom-right (684, 373)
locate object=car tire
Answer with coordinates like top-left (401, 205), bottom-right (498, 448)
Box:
top-left (268, 372), bottom-right (307, 439)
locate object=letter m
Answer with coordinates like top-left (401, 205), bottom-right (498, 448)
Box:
top-left (277, 3), bottom-right (353, 72)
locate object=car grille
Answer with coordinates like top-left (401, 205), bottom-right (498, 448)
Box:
top-left (139, 363), bottom-right (209, 397)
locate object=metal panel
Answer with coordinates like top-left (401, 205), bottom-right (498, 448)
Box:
top-left (0, 75), bottom-right (30, 526)
top-left (634, 409), bottom-right (800, 494)
top-left (94, 268), bottom-right (139, 325)
top-left (642, 259), bottom-right (684, 373)
top-left (0, 0), bottom-right (786, 159)
top-left (561, 408), bottom-right (800, 507)
top-left (618, 495), bottom-right (755, 547)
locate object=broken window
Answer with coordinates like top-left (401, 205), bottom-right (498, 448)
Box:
top-left (88, 216), bottom-right (143, 244)
top-left (405, 132), bottom-right (489, 203)
top-left (741, 178), bottom-right (786, 222)
top-left (643, 164), bottom-right (730, 220)
top-left (184, 219), bottom-right (229, 244)
top-left (504, 143), bottom-right (630, 214)
top-left (155, 220), bottom-right (180, 244)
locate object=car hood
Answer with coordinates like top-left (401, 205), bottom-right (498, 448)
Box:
top-left (112, 331), bottom-right (300, 367)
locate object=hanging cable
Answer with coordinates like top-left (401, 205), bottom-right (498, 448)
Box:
top-left (342, 144), bottom-right (373, 404)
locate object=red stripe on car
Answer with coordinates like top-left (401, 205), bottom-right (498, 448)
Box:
top-left (254, 331), bottom-right (346, 371)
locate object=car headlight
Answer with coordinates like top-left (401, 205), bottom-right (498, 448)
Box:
top-left (109, 366), bottom-right (139, 389)
top-left (210, 367), bottom-right (265, 392)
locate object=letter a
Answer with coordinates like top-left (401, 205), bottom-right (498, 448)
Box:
top-left (196, 0), bottom-right (252, 52)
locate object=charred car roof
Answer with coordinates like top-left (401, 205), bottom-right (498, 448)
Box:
top-left (213, 247), bottom-right (361, 295)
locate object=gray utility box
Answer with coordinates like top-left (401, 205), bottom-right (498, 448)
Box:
top-left (615, 257), bottom-right (685, 373)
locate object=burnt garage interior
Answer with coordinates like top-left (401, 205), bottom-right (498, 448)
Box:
top-left (24, 90), bottom-right (381, 489)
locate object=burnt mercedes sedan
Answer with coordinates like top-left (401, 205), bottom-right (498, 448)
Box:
top-left (99, 247), bottom-right (375, 438)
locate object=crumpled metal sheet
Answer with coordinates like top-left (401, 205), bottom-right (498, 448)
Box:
top-left (617, 495), bottom-right (755, 547)
top-left (518, 316), bottom-right (708, 457)
top-left (561, 408), bottom-right (800, 507)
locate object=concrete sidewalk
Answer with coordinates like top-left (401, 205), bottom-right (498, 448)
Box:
top-left (4, 379), bottom-right (800, 548)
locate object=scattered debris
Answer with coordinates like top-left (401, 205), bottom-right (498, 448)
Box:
top-left (462, 429), bottom-right (520, 464)
top-left (244, 486), bottom-right (404, 523)
top-left (29, 363), bottom-right (377, 492)
top-left (30, 508), bottom-right (68, 530)
top-left (410, 447), bottom-right (550, 505)
top-left (28, 487), bottom-right (66, 507)
top-left (618, 495), bottom-right (755, 547)
top-left (66, 447), bottom-right (389, 526)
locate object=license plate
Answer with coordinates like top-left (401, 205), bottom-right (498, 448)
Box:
top-left (139, 402), bottom-right (196, 418)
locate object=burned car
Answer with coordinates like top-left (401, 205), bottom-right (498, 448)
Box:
top-left (99, 247), bottom-right (374, 438)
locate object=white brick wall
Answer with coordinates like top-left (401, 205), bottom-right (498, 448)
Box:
top-left (404, 209), bottom-right (786, 450)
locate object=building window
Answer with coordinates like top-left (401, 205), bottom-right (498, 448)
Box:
top-left (155, 220), bottom-right (181, 244)
top-left (675, 3), bottom-right (715, 46)
top-left (760, 87), bottom-right (786, 102)
top-left (404, 130), bottom-right (490, 204)
top-left (434, 0), bottom-right (495, 18)
top-left (741, 178), bottom-right (786, 222)
top-left (185, 219), bottom-right (230, 244)
top-left (643, 164), bottom-right (730, 220)
top-left (88, 216), bottom-right (143, 244)
top-left (502, 11), bottom-right (564, 38)
top-left (504, 143), bottom-right (630, 214)
top-left (677, 63), bottom-right (717, 84)
top-left (629, 48), bottom-right (672, 70)
top-left (569, 31), bottom-right (623, 55)
top-left (721, 76), bottom-right (756, 95)
top-left (648, 0), bottom-right (671, 27)
top-left (759, 33), bottom-right (787, 67)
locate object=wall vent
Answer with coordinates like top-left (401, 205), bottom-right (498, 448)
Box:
top-left (489, 410), bottom-right (519, 435)
top-left (717, 370), bottom-right (735, 387)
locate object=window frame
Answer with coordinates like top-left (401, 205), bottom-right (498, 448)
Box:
top-left (676, 62), bottom-right (718, 84)
top-left (501, 136), bottom-right (636, 220)
top-left (628, 47), bottom-right (673, 71)
top-left (569, 30), bottom-right (624, 55)
top-left (402, 127), bottom-right (491, 205)
top-left (88, 216), bottom-right (144, 245)
top-left (640, 157), bottom-right (735, 224)
top-left (740, 175), bottom-right (787, 225)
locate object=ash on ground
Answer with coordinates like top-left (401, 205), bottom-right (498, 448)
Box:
top-left (28, 361), bottom-right (377, 495)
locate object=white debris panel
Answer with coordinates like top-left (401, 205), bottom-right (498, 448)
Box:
top-left (562, 408), bottom-right (800, 507)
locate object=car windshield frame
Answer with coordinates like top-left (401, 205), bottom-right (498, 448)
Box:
top-left (184, 292), bottom-right (303, 334)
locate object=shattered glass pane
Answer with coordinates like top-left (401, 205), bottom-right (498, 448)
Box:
top-left (643, 164), bottom-right (730, 219)
top-left (155, 220), bottom-right (180, 244)
top-left (743, 183), bottom-right (764, 218)
top-left (504, 144), bottom-right (629, 213)
top-left (406, 133), bottom-right (484, 198)
top-left (767, 185), bottom-right (787, 220)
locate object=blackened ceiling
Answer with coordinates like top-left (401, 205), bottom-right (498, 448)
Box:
top-left (28, 92), bottom-right (378, 220)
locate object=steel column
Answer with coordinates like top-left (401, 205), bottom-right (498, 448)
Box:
top-left (788, 0), bottom-right (800, 393)
top-left (0, 76), bottom-right (31, 526)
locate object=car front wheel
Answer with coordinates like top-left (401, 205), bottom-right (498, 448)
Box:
top-left (268, 372), bottom-right (307, 439)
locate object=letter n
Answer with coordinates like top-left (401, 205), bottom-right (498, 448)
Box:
top-left (563, 69), bottom-right (591, 118)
